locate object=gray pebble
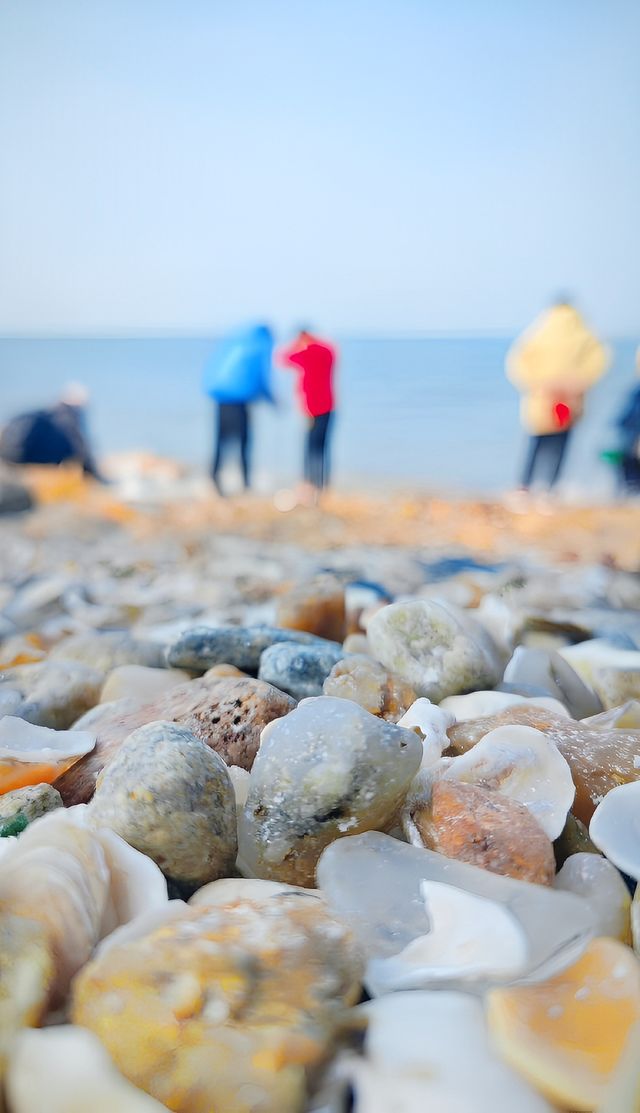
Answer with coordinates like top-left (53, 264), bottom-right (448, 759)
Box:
top-left (258, 642), bottom-right (345, 700)
top-left (166, 624), bottom-right (342, 674)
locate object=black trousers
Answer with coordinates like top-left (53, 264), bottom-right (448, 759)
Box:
top-left (521, 430), bottom-right (570, 489)
top-left (304, 411), bottom-right (333, 489)
top-left (622, 455), bottom-right (640, 493)
top-left (212, 402), bottom-right (250, 493)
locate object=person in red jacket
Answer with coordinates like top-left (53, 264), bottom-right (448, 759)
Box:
top-left (278, 328), bottom-right (337, 498)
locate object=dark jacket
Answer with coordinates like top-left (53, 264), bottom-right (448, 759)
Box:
top-left (0, 404), bottom-right (100, 476)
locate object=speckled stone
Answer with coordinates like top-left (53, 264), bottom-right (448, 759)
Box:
top-left (367, 600), bottom-right (502, 702)
top-left (50, 631), bottom-right (166, 674)
top-left (238, 696), bottom-right (422, 885)
top-left (0, 783), bottom-right (62, 832)
top-left (276, 576), bottom-right (346, 643)
top-left (165, 624), bottom-right (342, 674)
top-left (90, 720), bottom-right (237, 889)
top-left (258, 642), bottom-right (346, 700)
top-left (0, 660), bottom-right (103, 729)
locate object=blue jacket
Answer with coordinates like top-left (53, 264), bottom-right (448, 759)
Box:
top-left (202, 325), bottom-right (274, 404)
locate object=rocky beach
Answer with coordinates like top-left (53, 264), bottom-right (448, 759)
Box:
top-left (1, 467), bottom-right (640, 1111)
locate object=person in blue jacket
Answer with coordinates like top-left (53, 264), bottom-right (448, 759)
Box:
top-left (616, 347), bottom-right (640, 493)
top-left (202, 324), bottom-right (274, 495)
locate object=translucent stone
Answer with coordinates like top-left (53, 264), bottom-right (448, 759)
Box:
top-left (503, 647), bottom-right (601, 718)
top-left (316, 831), bottom-right (594, 996)
top-left (322, 991), bottom-right (553, 1113)
top-left (555, 853), bottom-right (631, 942)
top-left (396, 698), bottom-right (453, 766)
top-left (440, 690), bottom-right (570, 720)
top-left (0, 716), bottom-right (95, 795)
top-left (584, 701), bottom-right (640, 730)
top-left (100, 665), bottom-right (189, 704)
top-left (276, 576), bottom-right (346, 643)
top-left (560, 641), bottom-right (640, 710)
top-left (323, 654), bottom-right (416, 721)
top-left (487, 938), bottom-right (640, 1111)
top-left (367, 599), bottom-right (502, 702)
top-left (590, 782), bottom-right (640, 881)
top-left (238, 698), bottom-right (422, 886)
top-left (447, 705), bottom-right (640, 825)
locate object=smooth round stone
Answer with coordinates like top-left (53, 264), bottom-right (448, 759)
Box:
top-left (323, 654), bottom-right (416, 720)
top-left (166, 624), bottom-right (342, 674)
top-left (367, 600), bottom-right (502, 702)
top-left (440, 690), bottom-right (569, 720)
top-left (555, 853), bottom-right (631, 941)
top-left (100, 664), bottom-right (190, 704)
top-left (258, 641), bottom-right (345, 700)
top-left (0, 660), bottom-right (103, 729)
top-left (276, 576), bottom-right (346, 643)
top-left (50, 631), bottom-right (166, 674)
top-left (589, 781), bottom-right (640, 881)
top-left (90, 720), bottom-right (237, 890)
top-left (238, 696), bottom-right (422, 886)
top-left (502, 647), bottom-right (601, 718)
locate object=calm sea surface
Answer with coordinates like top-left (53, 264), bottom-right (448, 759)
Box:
top-left (0, 336), bottom-right (636, 495)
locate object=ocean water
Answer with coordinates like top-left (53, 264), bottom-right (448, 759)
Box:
top-left (0, 336), bottom-right (636, 496)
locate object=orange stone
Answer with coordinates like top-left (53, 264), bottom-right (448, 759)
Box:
top-left (276, 577), bottom-right (346, 643)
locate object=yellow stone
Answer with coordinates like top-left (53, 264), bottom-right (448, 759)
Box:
top-left (487, 938), bottom-right (640, 1111)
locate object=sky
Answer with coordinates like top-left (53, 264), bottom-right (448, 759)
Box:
top-left (0, 0), bottom-right (639, 337)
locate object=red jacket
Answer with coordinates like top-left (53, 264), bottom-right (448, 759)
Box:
top-left (278, 336), bottom-right (336, 417)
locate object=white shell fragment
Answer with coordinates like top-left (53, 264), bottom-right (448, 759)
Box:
top-left (439, 723), bottom-right (575, 839)
top-left (6, 1025), bottom-right (169, 1112)
top-left (396, 698), bottom-right (454, 767)
top-left (0, 715), bottom-right (95, 763)
top-left (368, 879), bottom-right (528, 992)
top-left (590, 781), bottom-right (640, 880)
top-left (439, 690), bottom-right (570, 721)
top-left (327, 991), bottom-right (553, 1113)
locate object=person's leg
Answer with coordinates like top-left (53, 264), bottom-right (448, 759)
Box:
top-left (304, 419), bottom-right (316, 484)
top-left (211, 403), bottom-right (228, 494)
top-left (547, 431), bottom-right (570, 488)
top-left (308, 416), bottom-right (326, 488)
top-left (521, 435), bottom-right (542, 488)
top-left (316, 411), bottom-right (333, 489)
top-left (239, 404), bottom-right (251, 489)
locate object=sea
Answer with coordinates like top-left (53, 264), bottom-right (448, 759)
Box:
top-left (0, 336), bottom-right (637, 497)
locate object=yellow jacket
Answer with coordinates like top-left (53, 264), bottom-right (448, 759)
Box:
top-left (507, 305), bottom-right (609, 435)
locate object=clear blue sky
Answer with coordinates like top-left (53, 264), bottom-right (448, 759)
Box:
top-left (0, 0), bottom-right (638, 336)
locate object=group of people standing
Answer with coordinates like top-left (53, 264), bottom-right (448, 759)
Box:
top-left (202, 325), bottom-right (336, 501)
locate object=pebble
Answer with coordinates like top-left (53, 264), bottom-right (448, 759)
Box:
top-left (407, 779), bottom-right (556, 885)
top-left (89, 720), bottom-right (237, 890)
top-left (166, 623), bottom-right (342, 674)
top-left (0, 783), bottom-right (62, 835)
top-left (439, 689), bottom-right (569, 720)
top-left (322, 653), bottom-right (416, 719)
top-left (367, 599), bottom-right (503, 702)
top-left (100, 664), bottom-right (191, 703)
top-left (0, 660), bottom-right (103, 729)
top-left (238, 696), bottom-right (422, 885)
top-left (555, 853), bottom-right (631, 941)
top-left (275, 575), bottom-right (346, 642)
top-left (258, 640), bottom-right (345, 700)
top-left (502, 646), bottom-right (602, 718)
top-left (50, 631), bottom-right (166, 674)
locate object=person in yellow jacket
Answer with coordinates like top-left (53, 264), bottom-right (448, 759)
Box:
top-left (507, 298), bottom-right (609, 490)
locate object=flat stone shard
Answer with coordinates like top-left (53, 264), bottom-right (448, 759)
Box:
top-left (316, 831), bottom-right (594, 996)
top-left (166, 623), bottom-right (341, 674)
top-left (503, 646), bottom-right (602, 718)
top-left (0, 660), bottom-right (103, 729)
top-left (367, 599), bottom-right (502, 702)
top-left (555, 853), bottom-right (631, 942)
top-left (447, 705), bottom-right (640, 825)
top-left (0, 717), bottom-right (96, 795)
top-left (276, 576), bottom-right (347, 642)
top-left (407, 778), bottom-right (556, 885)
top-left (89, 720), bottom-right (237, 889)
top-left (487, 938), bottom-right (640, 1112)
top-left (258, 641), bottom-right (345, 700)
top-left (72, 893), bottom-right (362, 1113)
top-left (323, 654), bottom-right (416, 720)
top-left (238, 697), bottom-right (422, 886)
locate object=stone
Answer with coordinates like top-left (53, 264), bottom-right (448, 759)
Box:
top-left (0, 783), bottom-right (62, 835)
top-left (166, 623), bottom-right (341, 674)
top-left (367, 599), bottom-right (502, 702)
top-left (56, 676), bottom-right (295, 804)
top-left (90, 720), bottom-right (237, 890)
top-left (589, 781), bottom-right (640, 881)
top-left (584, 700), bottom-right (640, 729)
top-left (406, 779), bottom-right (556, 885)
top-left (447, 705), bottom-right (640, 825)
top-left (258, 641), bottom-right (345, 700)
top-left (502, 647), bottom-right (602, 718)
top-left (0, 475), bottom-right (33, 516)
top-left (0, 660), bottom-right (103, 729)
top-left (439, 690), bottom-right (569, 720)
top-left (100, 664), bottom-right (190, 704)
top-left (559, 640), bottom-right (640, 709)
top-left (50, 631), bottom-right (165, 673)
top-left (0, 634), bottom-right (46, 670)
top-left (6, 1026), bottom-right (169, 1113)
top-left (72, 892), bottom-right (362, 1113)
top-left (487, 938), bottom-right (640, 1112)
top-left (554, 813), bottom-right (601, 867)
top-left (0, 716), bottom-right (95, 795)
top-left (555, 853), bottom-right (631, 942)
top-left (276, 576), bottom-right (346, 642)
top-left (396, 698), bottom-right (454, 766)
top-left (323, 654), bottom-right (416, 720)
top-left (342, 632), bottom-right (371, 654)
top-left (324, 990), bottom-right (552, 1113)
top-left (238, 696), bottom-right (422, 886)
top-left (316, 831), bottom-right (594, 997)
